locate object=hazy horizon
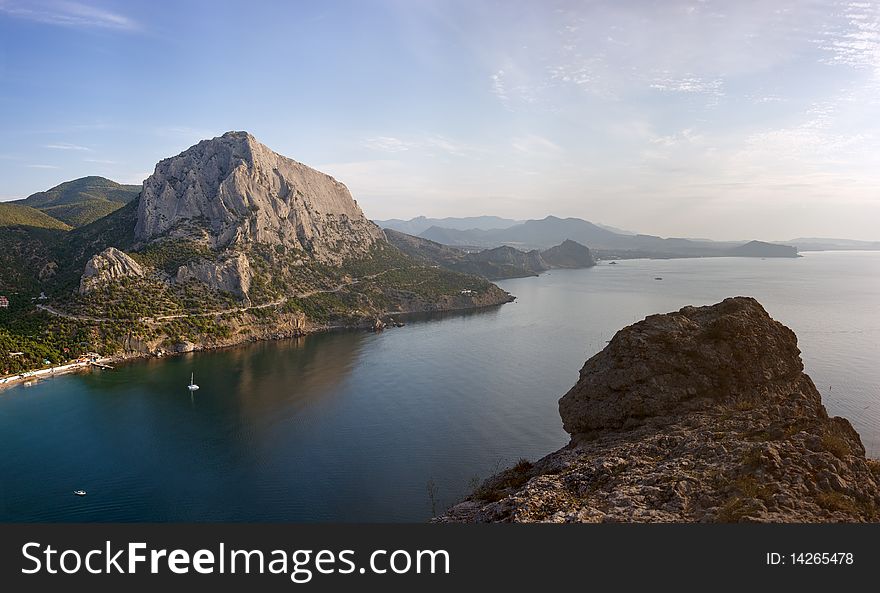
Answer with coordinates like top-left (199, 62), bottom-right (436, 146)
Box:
top-left (1, 0), bottom-right (879, 241)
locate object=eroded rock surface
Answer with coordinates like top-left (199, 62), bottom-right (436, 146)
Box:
top-left (79, 247), bottom-right (144, 294)
top-left (135, 131), bottom-right (384, 264)
top-left (175, 252), bottom-right (252, 298)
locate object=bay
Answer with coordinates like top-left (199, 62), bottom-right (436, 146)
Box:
top-left (1, 251), bottom-right (878, 522)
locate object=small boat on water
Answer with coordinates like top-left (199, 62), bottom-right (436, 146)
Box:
top-left (187, 373), bottom-right (199, 391)
top-left (73, 490), bottom-right (86, 496)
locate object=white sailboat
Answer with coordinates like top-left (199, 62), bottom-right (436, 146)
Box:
top-left (187, 373), bottom-right (199, 391)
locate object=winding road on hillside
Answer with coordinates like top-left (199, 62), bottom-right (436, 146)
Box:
top-left (36, 267), bottom-right (411, 323)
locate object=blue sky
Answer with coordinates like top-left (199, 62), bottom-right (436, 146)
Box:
top-left (1, 0), bottom-right (879, 240)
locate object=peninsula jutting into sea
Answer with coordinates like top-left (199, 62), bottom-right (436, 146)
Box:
top-left (1, 131), bottom-right (518, 378)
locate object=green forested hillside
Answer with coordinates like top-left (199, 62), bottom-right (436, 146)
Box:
top-left (0, 202), bottom-right (70, 230)
top-left (0, 192), bottom-right (511, 378)
top-left (14, 176), bottom-right (140, 227)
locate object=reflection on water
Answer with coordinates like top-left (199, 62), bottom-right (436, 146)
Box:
top-left (1, 251), bottom-right (878, 522)
top-left (392, 303), bottom-right (506, 325)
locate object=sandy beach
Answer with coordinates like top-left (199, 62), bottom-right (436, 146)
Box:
top-left (0, 357), bottom-right (114, 391)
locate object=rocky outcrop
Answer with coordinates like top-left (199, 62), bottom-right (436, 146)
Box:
top-left (439, 297), bottom-right (880, 523)
top-left (170, 341), bottom-right (196, 353)
top-left (558, 296), bottom-right (807, 434)
top-left (79, 247), bottom-right (144, 294)
top-left (470, 245), bottom-right (547, 275)
top-left (727, 240), bottom-right (798, 258)
top-left (541, 239), bottom-right (596, 269)
top-left (135, 131), bottom-right (384, 264)
top-left (175, 252), bottom-right (252, 298)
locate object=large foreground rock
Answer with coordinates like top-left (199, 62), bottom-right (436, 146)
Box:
top-left (558, 296), bottom-right (808, 434)
top-left (439, 297), bottom-right (880, 522)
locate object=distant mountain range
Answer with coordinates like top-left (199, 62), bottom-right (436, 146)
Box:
top-left (11, 176), bottom-right (140, 228)
top-left (374, 215), bottom-right (521, 235)
top-left (390, 215), bottom-right (797, 258)
top-left (379, 216), bottom-right (879, 257)
top-left (780, 238), bottom-right (880, 251)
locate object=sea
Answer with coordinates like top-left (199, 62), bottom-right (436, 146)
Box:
top-left (1, 251), bottom-right (877, 521)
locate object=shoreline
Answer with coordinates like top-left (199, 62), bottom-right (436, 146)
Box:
top-left (1, 297), bottom-right (513, 392)
top-left (0, 357), bottom-right (116, 391)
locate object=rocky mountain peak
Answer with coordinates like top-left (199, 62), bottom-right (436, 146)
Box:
top-left (134, 131), bottom-right (384, 263)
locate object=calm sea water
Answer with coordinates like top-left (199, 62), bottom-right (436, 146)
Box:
top-left (1, 251), bottom-right (878, 522)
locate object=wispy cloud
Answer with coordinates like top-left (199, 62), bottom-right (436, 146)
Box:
top-left (26, 164), bottom-right (60, 169)
top-left (738, 112), bottom-right (874, 167)
top-left (317, 159), bottom-right (462, 207)
top-left (84, 157), bottom-right (118, 164)
top-left (361, 136), bottom-right (413, 152)
top-left (488, 66), bottom-right (546, 110)
top-left (747, 94), bottom-right (786, 104)
top-left (548, 61), bottom-right (598, 88)
top-left (640, 126), bottom-right (708, 161)
top-left (490, 69), bottom-right (509, 107)
top-left (817, 1), bottom-right (880, 71)
top-left (650, 75), bottom-right (725, 97)
top-left (0, 1), bottom-right (139, 31)
top-left (317, 158), bottom-right (541, 220)
top-left (45, 142), bottom-right (90, 151)
top-left (545, 19), bottom-right (613, 99)
top-left (511, 134), bottom-right (563, 156)
top-left (361, 134), bottom-right (478, 158)
top-left (421, 135), bottom-right (477, 157)
top-left (649, 128), bottom-right (703, 148)
top-left (485, 4), bottom-right (759, 112)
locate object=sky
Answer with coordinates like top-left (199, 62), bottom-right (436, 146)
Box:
top-left (1, 0), bottom-right (879, 241)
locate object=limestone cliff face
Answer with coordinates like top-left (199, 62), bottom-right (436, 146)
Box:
top-left (134, 131), bottom-right (384, 264)
top-left (79, 247), bottom-right (144, 294)
top-left (175, 252), bottom-right (252, 299)
top-left (439, 297), bottom-right (880, 523)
